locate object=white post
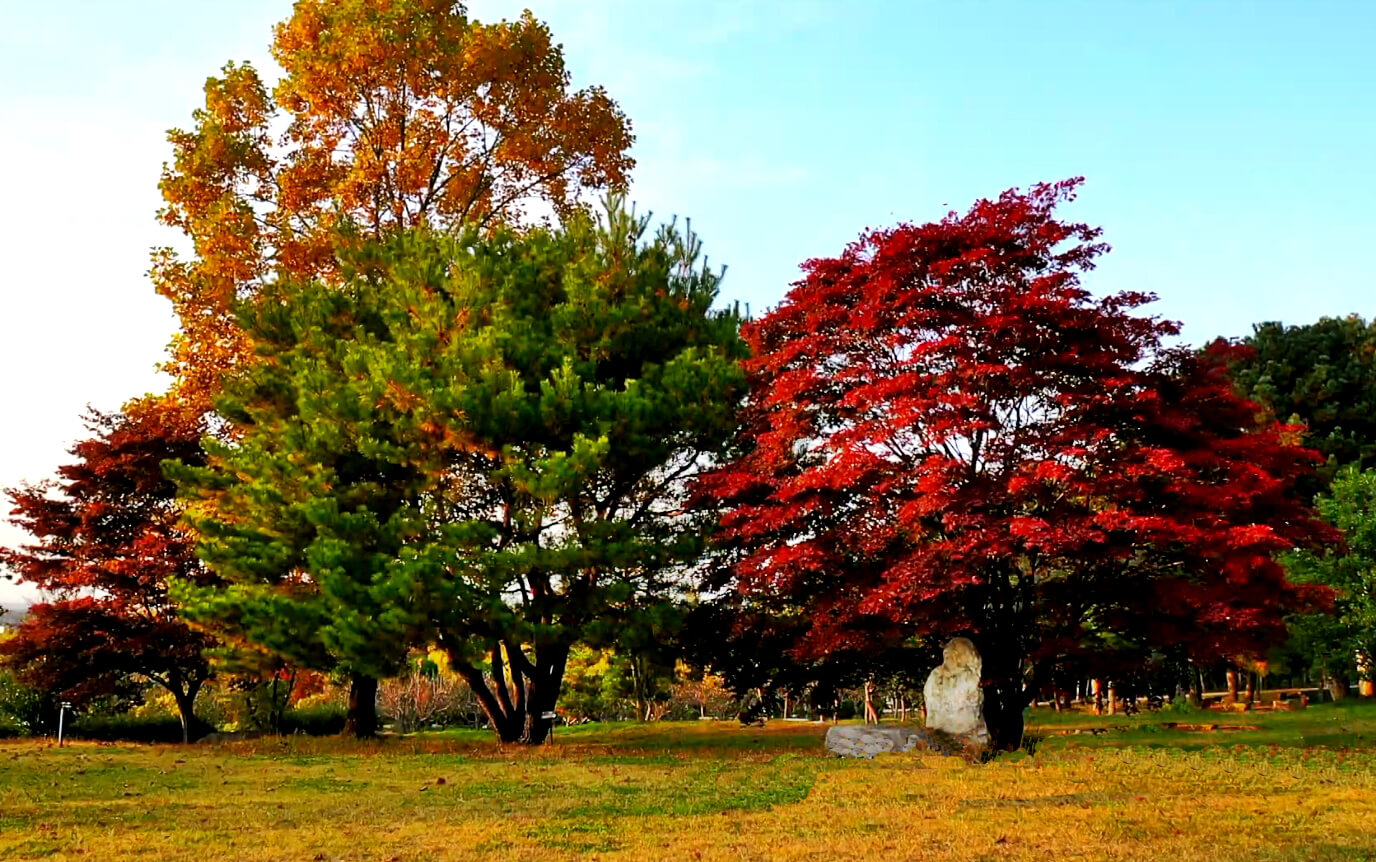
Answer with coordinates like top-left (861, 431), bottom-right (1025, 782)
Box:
top-left (57, 701), bottom-right (71, 747)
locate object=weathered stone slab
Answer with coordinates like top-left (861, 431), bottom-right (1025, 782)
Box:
top-left (824, 725), bottom-right (919, 759)
top-left (824, 725), bottom-right (980, 760)
top-left (923, 637), bottom-right (989, 748)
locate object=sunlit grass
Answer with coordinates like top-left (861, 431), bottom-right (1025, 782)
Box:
top-left (3, 707), bottom-right (1375, 860)
top-left (1029, 697), bottom-right (1376, 751)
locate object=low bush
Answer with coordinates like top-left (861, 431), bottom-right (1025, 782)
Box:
top-left (1163, 696), bottom-right (1205, 716)
top-left (281, 704), bottom-right (347, 736)
top-left (379, 669), bottom-right (471, 733)
top-left (0, 671), bottom-right (54, 736)
top-left (71, 714), bottom-right (187, 743)
top-left (67, 705), bottom-right (345, 742)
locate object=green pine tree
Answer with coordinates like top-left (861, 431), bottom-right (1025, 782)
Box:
top-left (171, 197), bottom-right (747, 742)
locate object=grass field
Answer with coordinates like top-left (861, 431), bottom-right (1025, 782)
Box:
top-left (4, 703), bottom-right (1376, 861)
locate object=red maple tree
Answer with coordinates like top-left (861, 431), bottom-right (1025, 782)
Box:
top-left (699, 179), bottom-right (1336, 749)
top-left (1, 403), bottom-right (219, 742)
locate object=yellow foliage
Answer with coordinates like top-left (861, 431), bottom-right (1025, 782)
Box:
top-left (154, 0), bottom-right (634, 412)
top-left (129, 689), bottom-right (179, 719)
top-left (425, 646), bottom-right (455, 678)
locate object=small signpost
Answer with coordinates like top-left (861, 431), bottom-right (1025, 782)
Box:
top-left (57, 701), bottom-right (72, 747)
top-left (542, 711), bottom-right (557, 744)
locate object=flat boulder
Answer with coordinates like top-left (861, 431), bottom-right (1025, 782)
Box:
top-left (824, 725), bottom-right (919, 759)
top-left (824, 725), bottom-right (980, 760)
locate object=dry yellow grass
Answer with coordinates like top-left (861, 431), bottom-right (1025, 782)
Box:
top-left (3, 715), bottom-right (1375, 861)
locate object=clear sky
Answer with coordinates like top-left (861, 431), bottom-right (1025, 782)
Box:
top-left (2, 0), bottom-right (1373, 609)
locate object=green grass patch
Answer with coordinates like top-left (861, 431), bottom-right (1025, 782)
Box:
top-left (1, 708), bottom-right (1375, 861)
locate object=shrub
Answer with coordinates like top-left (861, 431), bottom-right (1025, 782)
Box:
top-left (129, 689), bottom-right (179, 720)
top-left (664, 669), bottom-right (737, 721)
top-left (378, 669), bottom-right (480, 732)
top-left (70, 713), bottom-right (187, 743)
top-left (0, 671), bottom-right (53, 736)
top-left (1164, 696), bottom-right (1204, 716)
top-left (280, 704), bottom-right (347, 736)
top-left (67, 705), bottom-right (346, 741)
top-left (195, 673), bottom-right (300, 733)
top-left (0, 715), bottom-right (25, 739)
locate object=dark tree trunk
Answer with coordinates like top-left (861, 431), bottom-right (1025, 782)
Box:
top-left (629, 656), bottom-right (647, 723)
top-left (982, 680), bottom-right (1025, 752)
top-left (979, 648), bottom-right (1028, 752)
top-left (451, 643), bottom-right (569, 745)
top-left (452, 659), bottom-right (523, 742)
top-left (172, 679), bottom-right (205, 744)
top-left (519, 646), bottom-right (569, 745)
top-left (1186, 681), bottom-right (1203, 709)
top-left (152, 672), bottom-right (208, 744)
top-left (343, 674), bottom-right (379, 738)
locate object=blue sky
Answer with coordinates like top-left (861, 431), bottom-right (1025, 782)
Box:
top-left (1, 0), bottom-right (1373, 606)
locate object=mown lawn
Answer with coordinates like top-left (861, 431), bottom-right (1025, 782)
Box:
top-left (3, 704), bottom-right (1376, 861)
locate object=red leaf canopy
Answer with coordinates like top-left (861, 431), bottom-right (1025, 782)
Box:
top-left (701, 179), bottom-right (1335, 693)
top-left (1, 404), bottom-right (217, 704)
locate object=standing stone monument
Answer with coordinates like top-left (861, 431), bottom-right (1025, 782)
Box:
top-left (922, 636), bottom-right (989, 747)
top-left (824, 636), bottom-right (990, 758)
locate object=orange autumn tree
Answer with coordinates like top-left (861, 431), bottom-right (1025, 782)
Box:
top-left (154, 0), bottom-right (635, 408)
